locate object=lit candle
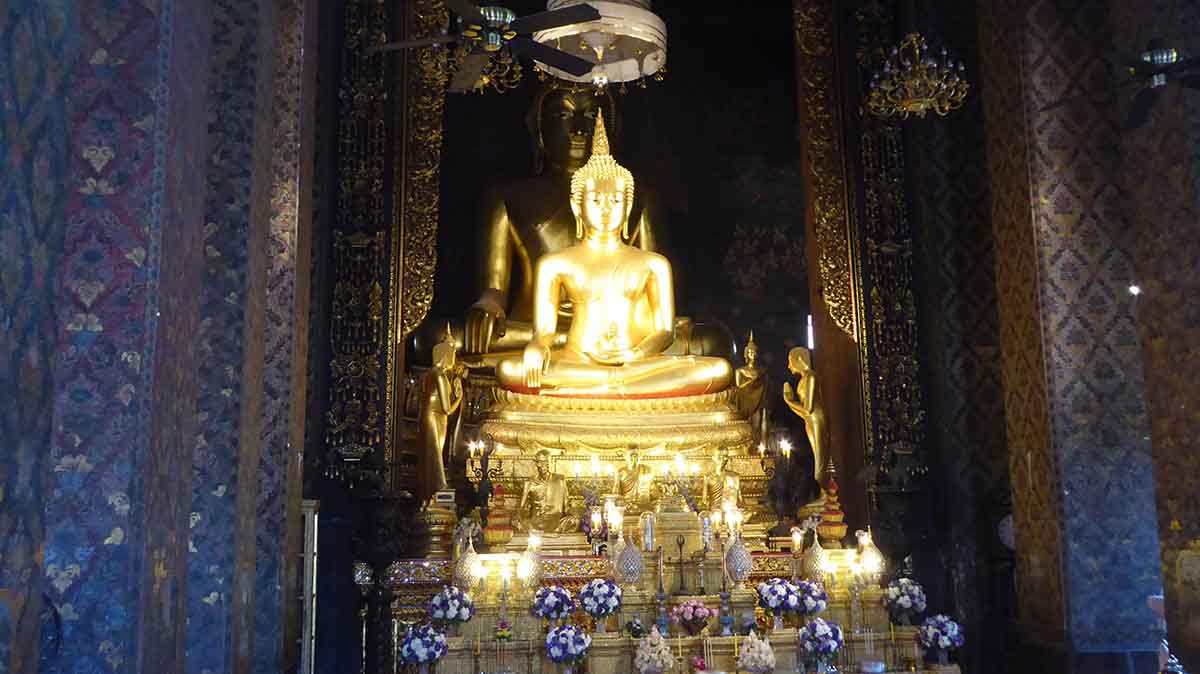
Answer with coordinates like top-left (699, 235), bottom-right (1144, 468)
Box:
top-left (591, 454), bottom-right (600, 477)
top-left (780, 437), bottom-right (792, 459)
top-left (573, 462), bottom-right (581, 479)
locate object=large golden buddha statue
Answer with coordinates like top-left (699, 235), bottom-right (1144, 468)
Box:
top-left (495, 114), bottom-right (732, 398)
top-left (465, 83), bottom-right (656, 357)
top-left (413, 83), bottom-right (732, 365)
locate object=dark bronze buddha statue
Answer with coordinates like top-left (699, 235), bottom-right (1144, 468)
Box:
top-left (413, 82), bottom-right (732, 366)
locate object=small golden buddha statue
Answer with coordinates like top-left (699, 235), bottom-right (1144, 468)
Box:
top-left (495, 113), bottom-right (732, 398)
top-left (733, 330), bottom-right (768, 438)
top-left (709, 447), bottom-right (742, 509)
top-left (618, 448), bottom-right (653, 510)
top-left (782, 346), bottom-right (827, 484)
top-left (518, 449), bottom-right (574, 532)
top-left (415, 325), bottom-right (466, 505)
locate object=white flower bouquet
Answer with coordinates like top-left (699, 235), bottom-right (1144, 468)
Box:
top-left (918, 614), bottom-right (964, 664)
top-left (428, 585), bottom-right (475, 624)
top-left (918, 614), bottom-right (964, 650)
top-left (736, 630), bottom-right (776, 673)
top-left (399, 623), bottom-right (448, 665)
top-left (757, 577), bottom-right (800, 626)
top-left (883, 577), bottom-right (927, 625)
top-left (545, 623), bottom-right (592, 665)
top-left (532, 584), bottom-right (576, 621)
top-left (795, 579), bottom-right (828, 616)
top-left (579, 578), bottom-right (623, 618)
top-left (798, 617), bottom-right (844, 665)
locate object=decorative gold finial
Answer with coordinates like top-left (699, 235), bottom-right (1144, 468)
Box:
top-left (444, 321), bottom-right (455, 347)
top-left (592, 110), bottom-right (611, 156)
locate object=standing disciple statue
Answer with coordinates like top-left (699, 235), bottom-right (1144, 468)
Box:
top-left (782, 346), bottom-right (828, 485)
top-left (415, 326), bottom-right (466, 505)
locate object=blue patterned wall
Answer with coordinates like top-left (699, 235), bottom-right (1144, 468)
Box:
top-left (26, 0), bottom-right (214, 672)
top-left (0, 2), bottom-right (75, 671)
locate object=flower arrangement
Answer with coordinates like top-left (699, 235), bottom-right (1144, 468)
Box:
top-left (625, 617), bottom-right (647, 639)
top-left (690, 655), bottom-right (707, 671)
top-left (399, 623), bottom-right (448, 665)
top-left (884, 577), bottom-right (927, 625)
top-left (532, 584), bottom-right (575, 621)
top-left (494, 618), bottom-right (513, 641)
top-left (579, 578), bottom-right (623, 618)
top-left (545, 623), bottom-right (592, 665)
top-left (428, 585), bottom-right (475, 624)
top-left (633, 627), bottom-right (674, 673)
top-left (756, 578), bottom-right (801, 616)
top-left (918, 614), bottom-right (965, 652)
top-left (798, 617), bottom-right (844, 665)
top-left (736, 630), bottom-right (776, 673)
top-left (671, 599), bottom-right (715, 636)
top-left (795, 579), bottom-right (829, 616)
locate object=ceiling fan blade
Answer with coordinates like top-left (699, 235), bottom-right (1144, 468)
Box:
top-left (510, 4), bottom-right (601, 35)
top-left (371, 35), bottom-right (457, 53)
top-left (446, 0), bottom-right (485, 25)
top-left (448, 52), bottom-right (491, 92)
top-left (1126, 87), bottom-right (1159, 129)
top-left (508, 36), bottom-right (595, 76)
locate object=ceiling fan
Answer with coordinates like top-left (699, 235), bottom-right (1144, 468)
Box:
top-left (1040, 3), bottom-right (1200, 128)
top-left (373, 0), bottom-right (600, 93)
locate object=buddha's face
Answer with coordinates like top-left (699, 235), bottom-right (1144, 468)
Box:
top-left (744, 343), bottom-right (758, 365)
top-left (581, 177), bottom-right (629, 237)
top-left (540, 90), bottom-right (601, 172)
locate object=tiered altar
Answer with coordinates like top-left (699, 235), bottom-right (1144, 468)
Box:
top-left (377, 547), bottom-right (955, 673)
top-left (382, 115), bottom-right (958, 674)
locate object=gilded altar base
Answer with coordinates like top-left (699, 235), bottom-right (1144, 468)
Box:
top-left (479, 388), bottom-right (754, 452)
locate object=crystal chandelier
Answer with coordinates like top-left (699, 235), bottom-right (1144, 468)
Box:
top-left (866, 33), bottom-right (969, 119)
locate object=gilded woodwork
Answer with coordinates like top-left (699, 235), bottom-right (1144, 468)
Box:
top-left (793, 0), bottom-right (858, 342)
top-left (853, 2), bottom-right (927, 474)
top-left (327, 231), bottom-right (386, 464)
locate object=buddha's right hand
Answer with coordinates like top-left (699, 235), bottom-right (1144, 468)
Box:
top-left (465, 290), bottom-right (506, 354)
top-left (522, 342), bottom-right (550, 389)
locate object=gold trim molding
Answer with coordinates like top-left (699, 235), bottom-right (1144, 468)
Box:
top-left (395, 0), bottom-right (448, 339)
top-left (793, 0), bottom-right (858, 342)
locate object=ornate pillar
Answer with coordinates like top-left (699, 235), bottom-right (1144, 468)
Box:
top-left (977, 0), bottom-right (1162, 665)
top-left (186, 0), bottom-right (282, 672)
top-left (256, 0), bottom-right (318, 672)
top-left (1114, 1), bottom-right (1200, 665)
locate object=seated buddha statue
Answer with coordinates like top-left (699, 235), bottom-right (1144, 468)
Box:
top-left (495, 113), bottom-right (732, 398)
top-left (411, 82), bottom-right (733, 365)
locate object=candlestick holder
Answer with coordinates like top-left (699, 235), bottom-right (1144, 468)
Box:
top-left (673, 535), bottom-right (688, 596)
top-left (467, 436), bottom-right (500, 528)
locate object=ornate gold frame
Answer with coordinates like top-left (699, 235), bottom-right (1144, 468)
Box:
top-left (793, 0), bottom-right (859, 343)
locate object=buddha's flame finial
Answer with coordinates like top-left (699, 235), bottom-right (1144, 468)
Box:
top-left (592, 110), bottom-right (611, 157)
